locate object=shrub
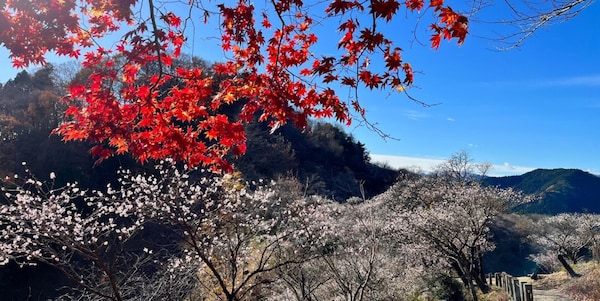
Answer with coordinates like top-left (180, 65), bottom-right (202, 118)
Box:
top-left (426, 275), bottom-right (464, 301)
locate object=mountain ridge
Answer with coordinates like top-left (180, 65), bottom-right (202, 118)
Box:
top-left (484, 168), bottom-right (600, 214)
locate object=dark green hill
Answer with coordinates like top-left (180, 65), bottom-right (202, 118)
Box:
top-left (233, 121), bottom-right (400, 201)
top-left (484, 168), bottom-right (600, 214)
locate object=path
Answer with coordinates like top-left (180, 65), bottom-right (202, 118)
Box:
top-left (532, 288), bottom-right (574, 301)
top-left (492, 276), bottom-right (576, 301)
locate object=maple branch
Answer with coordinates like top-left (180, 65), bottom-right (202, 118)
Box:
top-left (147, 0), bottom-right (164, 76)
top-left (269, 0), bottom-right (287, 76)
top-left (409, 7), bottom-right (432, 48)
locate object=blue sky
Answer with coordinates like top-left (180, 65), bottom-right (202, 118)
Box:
top-left (1, 1), bottom-right (598, 176)
top-left (349, 2), bottom-right (600, 176)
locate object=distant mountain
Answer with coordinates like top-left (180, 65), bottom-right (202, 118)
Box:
top-left (484, 168), bottom-right (600, 214)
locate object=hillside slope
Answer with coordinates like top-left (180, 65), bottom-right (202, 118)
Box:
top-left (484, 169), bottom-right (600, 214)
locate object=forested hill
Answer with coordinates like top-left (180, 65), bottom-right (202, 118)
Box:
top-left (0, 67), bottom-right (399, 202)
top-left (231, 121), bottom-right (401, 200)
top-left (484, 168), bottom-right (600, 214)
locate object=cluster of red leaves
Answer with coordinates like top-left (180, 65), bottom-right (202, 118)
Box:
top-left (429, 5), bottom-right (469, 50)
top-left (218, 1), bottom-right (347, 130)
top-left (57, 15), bottom-right (245, 171)
top-left (1, 0), bottom-right (468, 172)
top-left (0, 0), bottom-right (135, 67)
top-left (323, 0), bottom-right (468, 102)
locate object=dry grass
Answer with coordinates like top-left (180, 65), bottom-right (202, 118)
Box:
top-left (533, 270), bottom-right (572, 290)
top-left (522, 261), bottom-right (600, 301)
top-left (479, 288), bottom-right (510, 301)
top-left (564, 262), bottom-right (600, 301)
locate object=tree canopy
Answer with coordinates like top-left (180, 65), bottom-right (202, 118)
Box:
top-left (0, 0), bottom-right (469, 171)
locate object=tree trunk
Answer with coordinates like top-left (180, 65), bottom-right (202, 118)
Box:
top-left (471, 270), bottom-right (490, 294)
top-left (478, 252), bottom-right (485, 286)
top-left (469, 252), bottom-right (490, 293)
top-left (557, 254), bottom-right (580, 278)
top-left (466, 274), bottom-right (479, 301)
top-left (453, 261), bottom-right (479, 301)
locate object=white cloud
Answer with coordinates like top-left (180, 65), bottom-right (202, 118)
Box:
top-left (544, 74), bottom-right (600, 87)
top-left (370, 154), bottom-right (445, 173)
top-left (404, 110), bottom-right (430, 120)
top-left (447, 117), bottom-right (456, 122)
top-left (491, 162), bottom-right (536, 177)
top-left (370, 154), bottom-right (536, 177)
top-left (584, 169), bottom-right (600, 176)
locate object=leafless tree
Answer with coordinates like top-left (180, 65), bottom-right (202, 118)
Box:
top-left (433, 150), bottom-right (492, 182)
top-left (476, 0), bottom-right (595, 49)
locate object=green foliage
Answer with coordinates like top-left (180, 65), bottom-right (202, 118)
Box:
top-left (233, 121), bottom-right (298, 180)
top-left (0, 67), bottom-right (63, 136)
top-left (426, 275), bottom-right (465, 301)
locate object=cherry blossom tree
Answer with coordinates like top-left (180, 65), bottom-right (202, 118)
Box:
top-left (376, 174), bottom-right (529, 301)
top-left (316, 200), bottom-right (413, 301)
top-left (0, 161), bottom-right (329, 300)
top-left (274, 197), bottom-right (447, 301)
top-left (131, 168), bottom-right (329, 301)
top-left (273, 256), bottom-right (331, 301)
top-left (528, 213), bottom-right (600, 276)
top-left (0, 166), bottom-right (182, 300)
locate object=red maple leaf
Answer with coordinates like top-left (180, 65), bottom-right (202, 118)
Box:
top-left (2, 0), bottom-right (469, 172)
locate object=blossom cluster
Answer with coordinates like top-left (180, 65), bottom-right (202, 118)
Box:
top-left (0, 157), bottom-right (537, 300)
top-left (528, 213), bottom-right (600, 269)
top-left (0, 161), bottom-right (330, 300)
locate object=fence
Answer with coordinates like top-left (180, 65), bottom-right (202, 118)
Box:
top-left (489, 272), bottom-right (533, 301)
